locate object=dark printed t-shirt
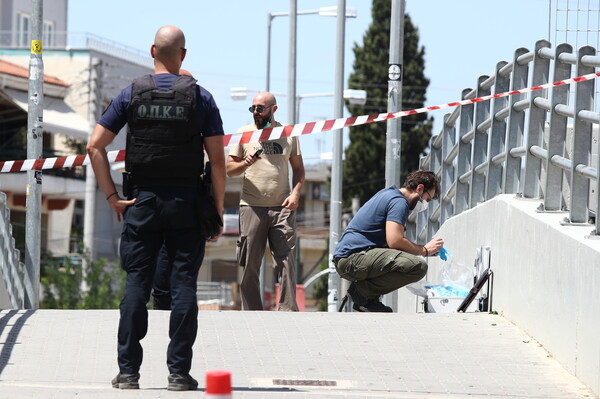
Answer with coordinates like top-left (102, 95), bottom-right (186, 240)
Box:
top-left (98, 73), bottom-right (224, 138)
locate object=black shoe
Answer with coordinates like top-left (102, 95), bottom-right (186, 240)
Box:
top-left (346, 282), bottom-right (368, 307)
top-left (353, 298), bottom-right (393, 313)
top-left (111, 372), bottom-right (140, 389)
top-left (167, 373), bottom-right (199, 391)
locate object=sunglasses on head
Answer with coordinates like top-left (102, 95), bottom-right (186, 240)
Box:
top-left (248, 104), bottom-right (273, 113)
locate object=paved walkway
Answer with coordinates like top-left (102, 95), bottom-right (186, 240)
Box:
top-left (0, 309), bottom-right (595, 398)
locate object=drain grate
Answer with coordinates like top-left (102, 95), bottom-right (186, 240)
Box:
top-left (273, 379), bottom-right (337, 387)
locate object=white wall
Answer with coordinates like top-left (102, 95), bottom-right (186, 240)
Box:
top-left (411, 194), bottom-right (600, 396)
top-left (46, 199), bottom-right (74, 256)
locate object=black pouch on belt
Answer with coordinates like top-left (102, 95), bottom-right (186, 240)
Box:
top-left (122, 172), bottom-right (133, 200)
top-left (197, 162), bottom-right (223, 238)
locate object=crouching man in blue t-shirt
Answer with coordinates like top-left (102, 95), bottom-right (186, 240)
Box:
top-left (333, 170), bottom-right (444, 312)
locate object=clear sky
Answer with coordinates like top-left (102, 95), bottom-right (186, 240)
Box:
top-left (68, 0), bottom-right (552, 162)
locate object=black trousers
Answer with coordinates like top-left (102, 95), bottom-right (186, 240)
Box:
top-left (152, 245), bottom-right (172, 310)
top-left (118, 186), bottom-right (205, 375)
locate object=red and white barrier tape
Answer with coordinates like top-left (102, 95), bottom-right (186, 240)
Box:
top-left (2, 71), bottom-right (600, 173)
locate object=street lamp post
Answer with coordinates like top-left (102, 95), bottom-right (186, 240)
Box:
top-left (289, 0), bottom-right (297, 127)
top-left (382, 0), bottom-right (405, 312)
top-left (230, 87), bottom-right (285, 101)
top-left (328, 0), bottom-right (348, 312)
top-left (296, 89), bottom-right (366, 123)
top-left (231, 88), bottom-right (366, 125)
top-left (266, 6), bottom-right (357, 92)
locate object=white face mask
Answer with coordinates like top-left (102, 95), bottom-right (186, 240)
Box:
top-left (413, 198), bottom-right (429, 213)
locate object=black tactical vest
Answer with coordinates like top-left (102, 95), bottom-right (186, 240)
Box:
top-left (125, 74), bottom-right (203, 187)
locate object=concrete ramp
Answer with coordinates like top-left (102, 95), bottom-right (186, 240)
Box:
top-left (427, 194), bottom-right (600, 396)
top-left (0, 309), bottom-right (594, 398)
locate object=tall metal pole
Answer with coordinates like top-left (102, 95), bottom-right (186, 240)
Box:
top-left (266, 13), bottom-right (273, 92)
top-left (25, 0), bottom-right (44, 309)
top-left (327, 0), bottom-right (346, 312)
top-left (83, 58), bottom-right (101, 259)
top-left (288, 0), bottom-right (297, 125)
top-left (82, 57), bottom-right (102, 292)
top-left (386, 0), bottom-right (404, 186)
top-left (383, 0), bottom-right (405, 311)
top-left (263, 13), bottom-right (274, 305)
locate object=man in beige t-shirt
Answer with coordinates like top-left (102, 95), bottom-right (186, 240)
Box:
top-left (227, 92), bottom-right (305, 311)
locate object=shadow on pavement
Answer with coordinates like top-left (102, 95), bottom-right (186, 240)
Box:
top-left (0, 310), bottom-right (35, 375)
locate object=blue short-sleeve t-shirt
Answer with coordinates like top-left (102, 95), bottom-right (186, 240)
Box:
top-left (334, 186), bottom-right (409, 259)
top-left (98, 73), bottom-right (224, 138)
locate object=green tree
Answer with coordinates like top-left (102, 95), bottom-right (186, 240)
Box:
top-left (344, 1), bottom-right (433, 206)
top-left (310, 248), bottom-right (331, 312)
top-left (40, 249), bottom-right (125, 309)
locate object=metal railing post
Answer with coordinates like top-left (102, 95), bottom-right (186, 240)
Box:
top-left (470, 75), bottom-right (491, 206)
top-left (569, 45), bottom-right (596, 223)
top-left (441, 113), bottom-right (456, 223)
top-left (455, 89), bottom-right (474, 214)
top-left (427, 134), bottom-right (442, 240)
top-left (487, 61), bottom-right (510, 199)
top-left (504, 48), bottom-right (531, 194)
top-left (523, 40), bottom-right (551, 199)
top-left (544, 43), bottom-right (573, 211)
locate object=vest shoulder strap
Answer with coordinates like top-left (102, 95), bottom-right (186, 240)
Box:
top-left (131, 74), bottom-right (156, 98)
top-left (171, 75), bottom-right (197, 97)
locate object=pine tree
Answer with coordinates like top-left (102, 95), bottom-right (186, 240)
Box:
top-left (344, 0), bottom-right (433, 206)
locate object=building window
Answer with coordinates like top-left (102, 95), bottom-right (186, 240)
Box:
top-left (43, 21), bottom-right (55, 48)
top-left (15, 12), bottom-right (31, 47)
top-left (15, 13), bottom-right (55, 48)
top-left (311, 183), bottom-right (329, 201)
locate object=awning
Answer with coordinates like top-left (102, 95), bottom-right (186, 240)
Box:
top-left (1, 87), bottom-right (90, 140)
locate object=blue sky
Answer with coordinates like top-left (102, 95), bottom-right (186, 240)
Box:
top-left (68, 0), bottom-right (551, 161)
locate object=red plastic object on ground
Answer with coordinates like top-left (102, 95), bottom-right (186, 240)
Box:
top-left (206, 370), bottom-right (232, 398)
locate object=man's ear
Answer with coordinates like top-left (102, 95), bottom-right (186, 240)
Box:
top-left (150, 44), bottom-right (156, 59)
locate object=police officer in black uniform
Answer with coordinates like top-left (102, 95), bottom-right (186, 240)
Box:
top-left (87, 25), bottom-right (225, 391)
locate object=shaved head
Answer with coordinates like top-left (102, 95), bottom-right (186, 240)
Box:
top-left (153, 25), bottom-right (185, 62)
top-left (253, 91), bottom-right (277, 106)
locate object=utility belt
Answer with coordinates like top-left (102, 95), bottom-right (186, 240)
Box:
top-left (122, 172), bottom-right (197, 199)
top-left (122, 169), bottom-right (222, 238)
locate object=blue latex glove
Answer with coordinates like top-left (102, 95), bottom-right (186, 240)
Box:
top-left (438, 247), bottom-right (451, 261)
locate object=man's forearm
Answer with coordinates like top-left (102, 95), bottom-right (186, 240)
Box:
top-left (86, 124), bottom-right (119, 198)
top-left (210, 160), bottom-right (226, 215)
top-left (291, 176), bottom-right (304, 198)
top-left (290, 163), bottom-right (305, 199)
top-left (390, 237), bottom-right (427, 256)
top-left (204, 136), bottom-right (226, 214)
top-left (226, 158), bottom-right (247, 177)
top-left (87, 147), bottom-right (116, 198)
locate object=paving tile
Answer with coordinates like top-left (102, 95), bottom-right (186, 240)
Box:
top-left (0, 309), bottom-right (595, 398)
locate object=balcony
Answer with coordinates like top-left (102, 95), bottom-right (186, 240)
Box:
top-left (0, 31), bottom-right (152, 68)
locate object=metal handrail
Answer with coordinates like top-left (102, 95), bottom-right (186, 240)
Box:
top-left (409, 40), bottom-right (600, 243)
top-left (0, 192), bottom-right (29, 308)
